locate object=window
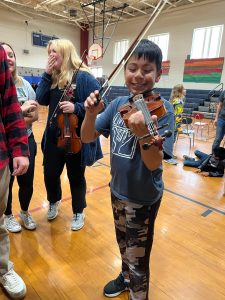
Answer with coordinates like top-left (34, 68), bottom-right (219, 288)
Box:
top-left (191, 25), bottom-right (223, 59)
top-left (148, 33), bottom-right (169, 61)
top-left (113, 39), bottom-right (129, 64)
top-left (90, 66), bottom-right (103, 78)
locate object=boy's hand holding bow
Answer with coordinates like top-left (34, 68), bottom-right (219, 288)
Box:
top-left (84, 90), bottom-right (104, 115)
top-left (81, 90), bottom-right (104, 143)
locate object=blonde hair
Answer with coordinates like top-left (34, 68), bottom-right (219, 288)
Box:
top-left (169, 84), bottom-right (185, 103)
top-left (0, 42), bottom-right (23, 84)
top-left (48, 39), bottom-right (90, 89)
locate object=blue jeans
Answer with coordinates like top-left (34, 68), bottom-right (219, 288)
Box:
top-left (183, 150), bottom-right (208, 167)
top-left (212, 118), bottom-right (225, 151)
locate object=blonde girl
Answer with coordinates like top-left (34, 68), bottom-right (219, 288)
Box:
top-left (169, 84), bottom-right (186, 141)
top-left (36, 39), bottom-right (103, 230)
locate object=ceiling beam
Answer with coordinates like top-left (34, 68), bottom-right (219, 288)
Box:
top-left (0, 2), bottom-right (32, 19)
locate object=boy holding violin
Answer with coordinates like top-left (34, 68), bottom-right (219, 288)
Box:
top-left (81, 39), bottom-right (174, 300)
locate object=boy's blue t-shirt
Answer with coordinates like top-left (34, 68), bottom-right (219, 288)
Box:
top-left (95, 96), bottom-right (174, 205)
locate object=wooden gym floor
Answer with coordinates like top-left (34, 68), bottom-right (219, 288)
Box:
top-left (0, 108), bottom-right (225, 300)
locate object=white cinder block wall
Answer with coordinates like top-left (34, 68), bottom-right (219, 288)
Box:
top-left (0, 9), bottom-right (80, 70)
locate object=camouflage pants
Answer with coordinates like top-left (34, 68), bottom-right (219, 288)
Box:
top-left (111, 193), bottom-right (162, 300)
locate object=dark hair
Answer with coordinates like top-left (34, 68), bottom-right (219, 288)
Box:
top-left (125, 39), bottom-right (162, 71)
top-left (213, 147), bottom-right (225, 160)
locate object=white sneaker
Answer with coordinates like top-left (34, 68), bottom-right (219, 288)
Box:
top-left (47, 200), bottom-right (61, 220)
top-left (19, 211), bottom-right (36, 230)
top-left (4, 215), bottom-right (22, 233)
top-left (0, 269), bottom-right (26, 299)
top-left (71, 212), bottom-right (85, 231)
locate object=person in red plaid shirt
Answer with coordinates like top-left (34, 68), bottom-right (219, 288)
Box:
top-left (0, 45), bottom-right (29, 299)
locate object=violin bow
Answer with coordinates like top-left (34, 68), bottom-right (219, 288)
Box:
top-left (100, 0), bottom-right (168, 98)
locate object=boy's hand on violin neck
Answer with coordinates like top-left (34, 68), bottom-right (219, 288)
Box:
top-left (128, 111), bottom-right (157, 138)
top-left (84, 91), bottom-right (104, 115)
top-left (59, 101), bottom-right (75, 113)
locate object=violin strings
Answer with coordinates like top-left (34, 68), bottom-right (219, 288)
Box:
top-left (133, 95), bottom-right (156, 136)
top-left (138, 101), bottom-right (155, 135)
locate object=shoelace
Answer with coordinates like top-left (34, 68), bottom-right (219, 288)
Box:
top-left (73, 214), bottom-right (79, 221)
top-left (49, 202), bottom-right (60, 212)
top-left (2, 271), bottom-right (18, 287)
top-left (73, 214), bottom-right (83, 221)
top-left (7, 216), bottom-right (19, 227)
top-left (22, 213), bottom-right (34, 226)
top-left (49, 204), bottom-right (55, 212)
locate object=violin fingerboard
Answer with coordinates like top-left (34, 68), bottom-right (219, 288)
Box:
top-left (133, 94), bottom-right (156, 136)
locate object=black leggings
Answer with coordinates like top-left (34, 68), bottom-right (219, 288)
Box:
top-left (43, 141), bottom-right (86, 214)
top-left (5, 135), bottom-right (37, 215)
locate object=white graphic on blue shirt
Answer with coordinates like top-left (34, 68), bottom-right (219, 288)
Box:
top-left (111, 112), bottom-right (138, 159)
top-left (16, 87), bottom-right (27, 104)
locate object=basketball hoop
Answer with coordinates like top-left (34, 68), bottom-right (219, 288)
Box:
top-left (87, 43), bottom-right (103, 62)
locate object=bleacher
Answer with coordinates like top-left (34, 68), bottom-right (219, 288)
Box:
top-left (103, 86), bottom-right (129, 105)
top-left (103, 85), bottom-right (223, 119)
top-left (184, 89), bottom-right (211, 116)
top-left (189, 86), bottom-right (223, 119)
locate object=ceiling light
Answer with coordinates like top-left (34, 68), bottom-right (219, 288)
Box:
top-left (69, 9), bottom-right (77, 17)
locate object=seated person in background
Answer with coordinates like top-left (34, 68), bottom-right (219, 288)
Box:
top-left (183, 147), bottom-right (225, 177)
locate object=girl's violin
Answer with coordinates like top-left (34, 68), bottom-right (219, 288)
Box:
top-left (56, 86), bottom-right (82, 154)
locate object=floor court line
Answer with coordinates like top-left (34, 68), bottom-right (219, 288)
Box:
top-left (165, 188), bottom-right (225, 216)
top-left (14, 184), bottom-right (225, 218)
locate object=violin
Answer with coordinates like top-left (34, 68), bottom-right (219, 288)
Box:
top-left (119, 91), bottom-right (166, 128)
top-left (49, 54), bottom-right (87, 154)
top-left (119, 91), bottom-right (171, 150)
top-left (56, 86), bottom-right (82, 154)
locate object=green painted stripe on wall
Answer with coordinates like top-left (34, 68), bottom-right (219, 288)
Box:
top-left (183, 73), bottom-right (222, 83)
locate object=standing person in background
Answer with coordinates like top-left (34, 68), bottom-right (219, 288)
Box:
top-left (0, 45), bottom-right (28, 299)
top-left (164, 84), bottom-right (186, 165)
top-left (81, 39), bottom-right (174, 300)
top-left (212, 90), bottom-right (225, 151)
top-left (1, 42), bottom-right (38, 233)
top-left (169, 84), bottom-right (186, 141)
top-left (36, 39), bottom-right (102, 231)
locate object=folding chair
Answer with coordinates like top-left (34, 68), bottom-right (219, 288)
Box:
top-left (192, 112), bottom-right (209, 140)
